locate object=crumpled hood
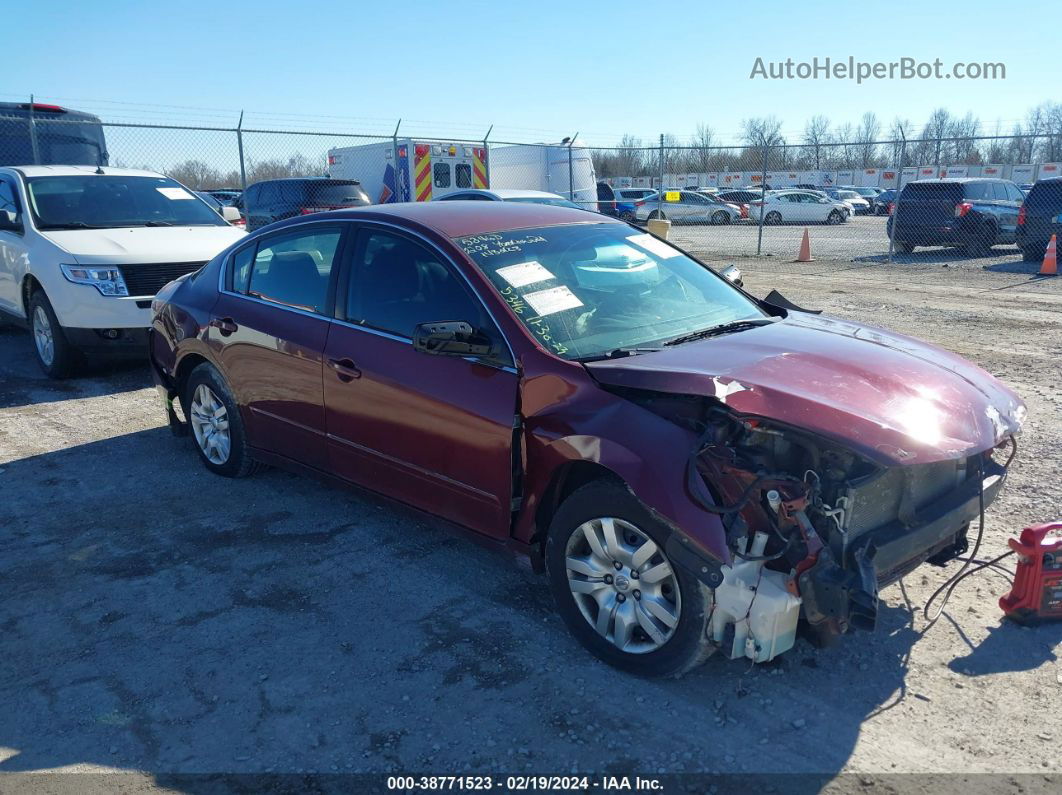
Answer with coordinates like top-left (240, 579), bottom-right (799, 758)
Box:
top-left (42, 225), bottom-right (245, 262)
top-left (586, 313), bottom-right (1025, 465)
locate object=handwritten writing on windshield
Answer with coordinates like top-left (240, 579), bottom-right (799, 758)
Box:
top-left (460, 233), bottom-right (548, 259)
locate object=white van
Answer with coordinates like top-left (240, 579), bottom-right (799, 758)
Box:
top-left (0, 166), bottom-right (246, 377)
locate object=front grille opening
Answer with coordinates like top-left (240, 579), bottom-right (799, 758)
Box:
top-left (119, 262), bottom-right (204, 296)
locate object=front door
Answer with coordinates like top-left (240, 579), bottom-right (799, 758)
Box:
top-left (323, 226), bottom-right (518, 537)
top-left (211, 224), bottom-right (346, 471)
top-left (0, 176), bottom-right (28, 315)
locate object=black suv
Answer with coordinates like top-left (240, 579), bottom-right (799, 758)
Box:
top-left (886, 178), bottom-right (1025, 255)
top-left (1016, 178), bottom-right (1062, 261)
top-left (242, 178), bottom-right (370, 231)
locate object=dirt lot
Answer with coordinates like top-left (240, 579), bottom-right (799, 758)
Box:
top-left (1, 254), bottom-right (1060, 790)
top-left (670, 215), bottom-right (1031, 272)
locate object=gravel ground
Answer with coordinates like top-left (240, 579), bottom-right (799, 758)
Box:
top-left (0, 257), bottom-right (1060, 791)
top-left (670, 215), bottom-right (1029, 271)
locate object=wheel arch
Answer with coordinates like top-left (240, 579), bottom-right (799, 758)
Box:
top-left (532, 460), bottom-right (625, 553)
top-left (21, 274), bottom-right (43, 320)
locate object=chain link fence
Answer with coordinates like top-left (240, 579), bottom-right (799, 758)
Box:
top-left (3, 108), bottom-right (1060, 265)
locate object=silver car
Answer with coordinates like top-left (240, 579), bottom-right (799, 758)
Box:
top-left (634, 189), bottom-right (742, 224)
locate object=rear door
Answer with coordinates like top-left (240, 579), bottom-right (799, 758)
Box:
top-left (212, 223), bottom-right (347, 470)
top-left (996, 182), bottom-right (1024, 241)
top-left (1023, 180), bottom-right (1062, 244)
top-left (323, 225), bottom-right (518, 537)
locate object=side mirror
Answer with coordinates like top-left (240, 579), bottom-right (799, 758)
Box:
top-left (719, 265), bottom-right (743, 288)
top-left (221, 205), bottom-right (241, 223)
top-left (413, 321), bottom-right (494, 357)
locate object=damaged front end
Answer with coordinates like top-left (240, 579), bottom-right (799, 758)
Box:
top-left (610, 387), bottom-right (1013, 663)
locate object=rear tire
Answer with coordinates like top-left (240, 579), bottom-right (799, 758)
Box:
top-left (964, 222), bottom-right (996, 256)
top-left (29, 290), bottom-right (80, 379)
top-left (647, 210), bottom-right (666, 222)
top-left (183, 363), bottom-right (259, 478)
top-left (1022, 245), bottom-right (1045, 262)
top-left (764, 211), bottom-right (782, 225)
top-left (895, 241), bottom-right (915, 254)
top-left (711, 210), bottom-right (729, 225)
top-left (545, 480), bottom-right (715, 678)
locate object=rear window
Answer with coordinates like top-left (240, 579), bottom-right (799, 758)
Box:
top-left (297, 181), bottom-right (369, 207)
top-left (901, 182), bottom-right (962, 202)
top-left (1025, 180), bottom-right (1062, 216)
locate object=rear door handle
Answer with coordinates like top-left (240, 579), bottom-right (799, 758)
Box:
top-left (328, 357), bottom-right (361, 382)
top-left (210, 317), bottom-right (238, 335)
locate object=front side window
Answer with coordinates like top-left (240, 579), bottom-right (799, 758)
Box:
top-left (245, 228), bottom-right (342, 314)
top-left (0, 178), bottom-right (21, 225)
top-left (457, 224), bottom-right (764, 360)
top-left (348, 230), bottom-right (487, 339)
top-left (25, 175), bottom-right (227, 229)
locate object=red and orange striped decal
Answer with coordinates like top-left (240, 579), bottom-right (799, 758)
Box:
top-left (414, 144), bottom-right (432, 202)
top-left (473, 147), bottom-right (488, 189)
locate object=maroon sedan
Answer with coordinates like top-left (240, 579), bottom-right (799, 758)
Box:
top-left (150, 202), bottom-right (1025, 676)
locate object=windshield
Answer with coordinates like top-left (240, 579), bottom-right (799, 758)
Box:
top-left (26, 175), bottom-right (228, 229)
top-left (456, 224), bottom-right (764, 360)
top-left (838, 191), bottom-right (860, 200)
top-left (505, 196), bottom-right (582, 209)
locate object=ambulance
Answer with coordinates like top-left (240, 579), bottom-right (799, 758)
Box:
top-left (325, 138), bottom-right (597, 207)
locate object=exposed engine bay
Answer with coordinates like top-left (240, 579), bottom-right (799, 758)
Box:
top-left (613, 387), bottom-right (1012, 663)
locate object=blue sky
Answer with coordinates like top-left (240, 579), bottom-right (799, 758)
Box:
top-left (6, 0), bottom-right (1058, 146)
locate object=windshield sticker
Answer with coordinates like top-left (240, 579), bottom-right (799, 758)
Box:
top-left (157, 187), bottom-right (195, 200)
top-left (522, 285), bottom-right (583, 317)
top-left (496, 260), bottom-right (555, 288)
top-left (626, 233), bottom-right (681, 259)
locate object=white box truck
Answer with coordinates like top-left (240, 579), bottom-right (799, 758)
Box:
top-left (326, 138), bottom-right (597, 207)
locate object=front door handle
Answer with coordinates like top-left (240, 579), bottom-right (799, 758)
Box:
top-left (210, 316), bottom-right (238, 336)
top-left (328, 357), bottom-right (361, 382)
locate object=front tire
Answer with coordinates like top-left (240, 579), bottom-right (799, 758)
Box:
top-left (183, 363), bottom-right (258, 478)
top-left (1022, 245), bottom-right (1045, 262)
top-left (29, 290), bottom-right (80, 379)
top-left (545, 480), bottom-right (714, 678)
top-left (826, 210), bottom-right (844, 224)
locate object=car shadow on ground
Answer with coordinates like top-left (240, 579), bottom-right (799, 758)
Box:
top-left (0, 325), bottom-right (151, 410)
top-left (0, 425), bottom-right (1024, 786)
top-left (853, 245), bottom-right (1023, 268)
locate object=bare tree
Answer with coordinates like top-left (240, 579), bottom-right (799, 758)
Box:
top-left (802, 115), bottom-right (830, 170)
top-left (856, 112), bottom-right (880, 167)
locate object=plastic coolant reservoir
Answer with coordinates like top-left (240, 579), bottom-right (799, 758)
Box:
top-left (709, 532), bottom-right (802, 663)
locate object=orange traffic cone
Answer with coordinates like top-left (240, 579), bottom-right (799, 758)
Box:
top-left (1040, 234), bottom-right (1058, 276)
top-left (795, 228), bottom-right (813, 262)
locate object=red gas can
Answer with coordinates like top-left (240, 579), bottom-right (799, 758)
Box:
top-left (999, 522), bottom-right (1062, 624)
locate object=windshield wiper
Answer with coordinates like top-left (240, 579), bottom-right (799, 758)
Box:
top-left (663, 318), bottom-right (774, 347)
top-left (577, 347), bottom-right (662, 362)
top-left (141, 220), bottom-right (174, 226)
top-left (37, 222), bottom-right (109, 230)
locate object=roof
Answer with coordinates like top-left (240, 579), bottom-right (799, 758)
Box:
top-left (6, 165), bottom-right (164, 178)
top-left (453, 188), bottom-right (567, 199)
top-left (909, 177), bottom-right (1009, 184)
top-left (265, 200), bottom-right (619, 239)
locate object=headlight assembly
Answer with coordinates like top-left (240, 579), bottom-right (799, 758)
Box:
top-left (60, 263), bottom-right (129, 297)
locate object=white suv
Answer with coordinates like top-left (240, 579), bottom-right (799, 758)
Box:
top-left (0, 166), bottom-right (246, 377)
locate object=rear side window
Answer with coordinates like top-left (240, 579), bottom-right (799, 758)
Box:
top-left (1025, 180), bottom-right (1062, 215)
top-left (964, 183), bottom-right (989, 200)
top-left (231, 245), bottom-right (254, 292)
top-left (246, 228), bottom-right (342, 314)
top-left (902, 183), bottom-right (962, 202)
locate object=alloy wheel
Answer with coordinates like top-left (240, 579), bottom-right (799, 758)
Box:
top-left (189, 383), bottom-right (231, 465)
top-left (564, 517), bottom-right (681, 654)
top-left (32, 306), bottom-right (54, 367)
